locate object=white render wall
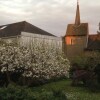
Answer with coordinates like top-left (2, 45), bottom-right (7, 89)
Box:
top-left (19, 32), bottom-right (62, 50)
top-left (0, 32), bottom-right (63, 52)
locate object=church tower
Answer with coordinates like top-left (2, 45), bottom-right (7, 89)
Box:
top-left (63, 0), bottom-right (89, 59)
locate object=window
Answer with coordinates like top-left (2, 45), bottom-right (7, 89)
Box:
top-left (69, 38), bottom-right (76, 45)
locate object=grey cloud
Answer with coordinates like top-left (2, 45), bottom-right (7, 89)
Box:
top-left (0, 0), bottom-right (100, 36)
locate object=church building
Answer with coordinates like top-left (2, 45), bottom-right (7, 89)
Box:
top-left (63, 0), bottom-right (100, 59)
top-left (63, 0), bottom-right (89, 58)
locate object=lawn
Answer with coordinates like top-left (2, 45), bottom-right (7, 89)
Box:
top-left (0, 79), bottom-right (100, 100)
top-left (31, 79), bottom-right (100, 100)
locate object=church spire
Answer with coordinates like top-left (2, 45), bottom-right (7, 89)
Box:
top-left (75, 0), bottom-right (80, 25)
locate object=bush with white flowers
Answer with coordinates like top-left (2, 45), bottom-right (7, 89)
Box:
top-left (0, 43), bottom-right (70, 86)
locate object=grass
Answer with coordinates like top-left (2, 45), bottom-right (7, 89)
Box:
top-left (31, 79), bottom-right (100, 100)
top-left (0, 79), bottom-right (100, 100)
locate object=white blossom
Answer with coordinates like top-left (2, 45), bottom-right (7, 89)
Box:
top-left (0, 43), bottom-right (70, 83)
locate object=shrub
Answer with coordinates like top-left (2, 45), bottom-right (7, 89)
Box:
top-left (71, 51), bottom-right (100, 70)
top-left (0, 44), bottom-right (70, 86)
top-left (69, 51), bottom-right (100, 78)
top-left (0, 84), bottom-right (68, 100)
top-left (70, 51), bottom-right (100, 90)
top-left (0, 84), bottom-right (36, 100)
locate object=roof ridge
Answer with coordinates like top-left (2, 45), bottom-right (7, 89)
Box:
top-left (23, 21), bottom-right (56, 37)
top-left (0, 21), bottom-right (27, 27)
top-left (0, 21), bottom-right (56, 37)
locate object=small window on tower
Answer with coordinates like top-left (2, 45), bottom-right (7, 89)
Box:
top-left (71, 39), bottom-right (75, 45)
top-left (71, 39), bottom-right (72, 45)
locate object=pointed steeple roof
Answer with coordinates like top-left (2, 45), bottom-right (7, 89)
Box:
top-left (66, 0), bottom-right (88, 36)
top-left (75, 0), bottom-right (80, 25)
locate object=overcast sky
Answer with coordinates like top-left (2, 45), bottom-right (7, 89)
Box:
top-left (0, 0), bottom-right (100, 36)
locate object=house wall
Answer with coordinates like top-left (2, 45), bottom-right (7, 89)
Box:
top-left (20, 32), bottom-right (62, 50)
top-left (0, 32), bottom-right (62, 52)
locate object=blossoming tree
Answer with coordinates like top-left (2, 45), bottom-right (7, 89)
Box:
top-left (0, 41), bottom-right (70, 86)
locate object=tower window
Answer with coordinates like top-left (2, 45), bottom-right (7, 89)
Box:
top-left (71, 39), bottom-right (75, 45)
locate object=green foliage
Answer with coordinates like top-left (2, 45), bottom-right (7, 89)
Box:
top-left (69, 51), bottom-right (100, 89)
top-left (0, 80), bottom-right (100, 100)
top-left (0, 84), bottom-right (36, 100)
top-left (33, 80), bottom-right (100, 100)
top-left (0, 84), bottom-right (67, 100)
top-left (37, 89), bottom-right (67, 100)
top-left (71, 51), bottom-right (100, 69)
top-left (52, 89), bottom-right (67, 100)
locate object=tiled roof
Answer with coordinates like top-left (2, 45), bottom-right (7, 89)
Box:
top-left (0, 21), bottom-right (56, 37)
top-left (66, 23), bottom-right (88, 36)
